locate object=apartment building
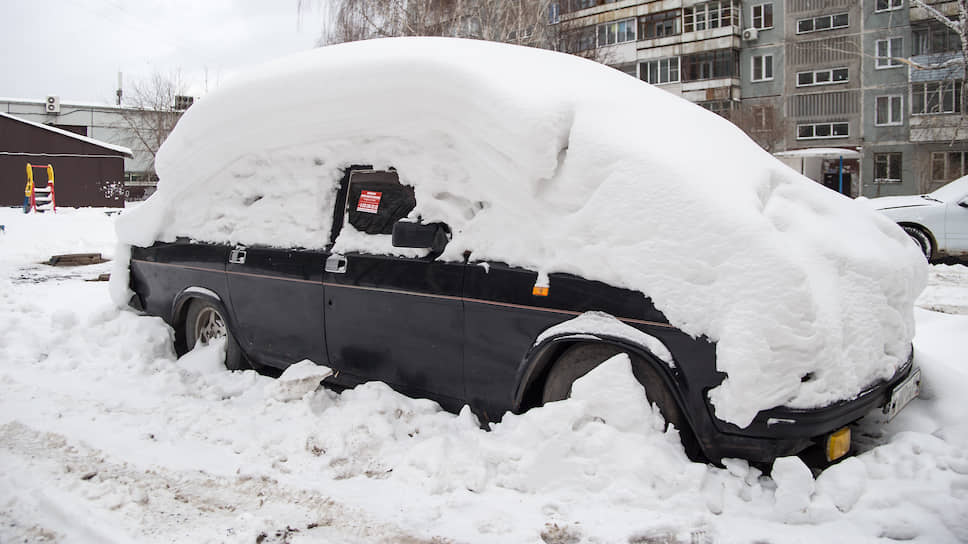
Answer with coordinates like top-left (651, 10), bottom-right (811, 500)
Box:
top-left (557, 0), bottom-right (967, 197)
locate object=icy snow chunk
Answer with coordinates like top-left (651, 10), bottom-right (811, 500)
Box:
top-left (177, 338), bottom-right (228, 376)
top-left (569, 353), bottom-right (661, 431)
top-left (265, 360), bottom-right (333, 402)
top-left (772, 456), bottom-right (815, 522)
top-left (815, 457), bottom-right (867, 513)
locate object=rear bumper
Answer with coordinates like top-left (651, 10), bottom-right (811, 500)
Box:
top-left (701, 354), bottom-right (916, 463)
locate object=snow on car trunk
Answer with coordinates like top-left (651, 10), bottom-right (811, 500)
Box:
top-left (113, 37), bottom-right (926, 427)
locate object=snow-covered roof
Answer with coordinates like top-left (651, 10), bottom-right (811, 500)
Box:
top-left (774, 148), bottom-right (862, 159)
top-left (0, 111), bottom-right (133, 157)
top-left (115, 37), bottom-right (925, 428)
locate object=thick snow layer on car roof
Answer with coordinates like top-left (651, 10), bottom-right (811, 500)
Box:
top-left (115, 37), bottom-right (926, 427)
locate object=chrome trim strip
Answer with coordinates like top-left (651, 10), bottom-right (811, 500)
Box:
top-left (132, 259), bottom-right (676, 330)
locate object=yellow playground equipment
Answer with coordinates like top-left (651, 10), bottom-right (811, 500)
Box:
top-left (25, 163), bottom-right (56, 213)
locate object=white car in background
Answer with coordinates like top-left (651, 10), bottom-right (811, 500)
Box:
top-left (872, 175), bottom-right (968, 260)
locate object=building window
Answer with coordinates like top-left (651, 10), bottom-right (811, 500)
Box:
top-left (913, 23), bottom-right (960, 55)
top-left (796, 67), bottom-right (848, 87)
top-left (682, 49), bottom-right (739, 81)
top-left (875, 95), bottom-right (903, 126)
top-left (751, 3), bottom-right (773, 29)
top-left (875, 0), bottom-right (903, 12)
top-left (874, 153), bottom-right (902, 183)
top-left (640, 57), bottom-right (681, 84)
top-left (598, 18), bottom-right (636, 46)
top-left (797, 121), bottom-right (849, 139)
top-left (876, 38), bottom-right (903, 68)
top-left (639, 10), bottom-right (682, 39)
top-left (796, 13), bottom-right (849, 34)
top-left (751, 54), bottom-right (774, 81)
top-left (684, 2), bottom-right (739, 33)
top-left (912, 80), bottom-right (963, 114)
top-left (932, 151), bottom-right (968, 182)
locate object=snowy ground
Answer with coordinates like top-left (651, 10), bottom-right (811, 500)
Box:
top-left (1, 208), bottom-right (967, 543)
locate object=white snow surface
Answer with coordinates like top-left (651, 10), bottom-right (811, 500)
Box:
top-left (113, 37), bottom-right (926, 426)
top-left (2, 209), bottom-right (968, 542)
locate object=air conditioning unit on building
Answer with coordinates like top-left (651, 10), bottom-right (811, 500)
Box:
top-left (742, 28), bottom-right (759, 41)
top-left (45, 96), bottom-right (60, 114)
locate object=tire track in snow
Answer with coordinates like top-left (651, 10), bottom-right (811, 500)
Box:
top-left (0, 422), bottom-right (451, 544)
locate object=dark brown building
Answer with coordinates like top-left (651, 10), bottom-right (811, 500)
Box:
top-left (1, 112), bottom-right (133, 208)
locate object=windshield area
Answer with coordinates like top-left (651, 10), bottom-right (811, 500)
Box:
top-left (929, 175), bottom-right (968, 203)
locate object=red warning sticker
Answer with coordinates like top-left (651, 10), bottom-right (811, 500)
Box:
top-left (357, 191), bottom-right (382, 213)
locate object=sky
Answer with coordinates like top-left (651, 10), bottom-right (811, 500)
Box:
top-left (0, 0), bottom-right (322, 105)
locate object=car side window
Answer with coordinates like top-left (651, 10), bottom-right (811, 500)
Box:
top-left (346, 170), bottom-right (416, 235)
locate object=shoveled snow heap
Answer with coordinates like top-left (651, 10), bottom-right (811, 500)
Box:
top-left (113, 37), bottom-right (926, 427)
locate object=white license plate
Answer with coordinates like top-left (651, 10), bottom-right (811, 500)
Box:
top-left (883, 367), bottom-right (921, 421)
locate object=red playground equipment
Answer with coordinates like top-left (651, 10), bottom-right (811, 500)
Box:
top-left (25, 163), bottom-right (56, 213)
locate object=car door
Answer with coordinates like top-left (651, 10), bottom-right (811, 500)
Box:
top-left (225, 246), bottom-right (327, 369)
top-left (323, 169), bottom-right (466, 406)
top-left (945, 193), bottom-right (968, 253)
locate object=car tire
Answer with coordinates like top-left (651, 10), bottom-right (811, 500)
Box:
top-left (902, 225), bottom-right (933, 260)
top-left (541, 343), bottom-right (704, 461)
top-left (184, 299), bottom-right (250, 371)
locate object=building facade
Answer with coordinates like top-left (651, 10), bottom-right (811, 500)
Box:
top-left (557, 0), bottom-right (967, 197)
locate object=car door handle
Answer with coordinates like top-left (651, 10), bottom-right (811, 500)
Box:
top-left (325, 254), bottom-right (347, 274)
top-left (229, 246), bottom-right (247, 264)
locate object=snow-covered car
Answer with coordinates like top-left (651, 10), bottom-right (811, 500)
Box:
top-left (870, 175), bottom-right (968, 260)
top-left (113, 38), bottom-right (926, 465)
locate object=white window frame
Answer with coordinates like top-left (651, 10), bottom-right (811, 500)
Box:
top-left (874, 152), bottom-right (903, 183)
top-left (875, 0), bottom-right (903, 13)
top-left (597, 17), bottom-right (636, 46)
top-left (683, 1), bottom-right (738, 33)
top-left (641, 57), bottom-right (681, 84)
top-left (911, 80), bottom-right (963, 115)
top-left (796, 67), bottom-right (849, 87)
top-left (796, 122), bottom-right (849, 140)
top-left (796, 13), bottom-right (849, 34)
top-left (875, 95), bottom-right (903, 126)
top-left (876, 37), bottom-right (903, 69)
top-left (751, 54), bottom-right (774, 82)
top-left (751, 3), bottom-right (773, 30)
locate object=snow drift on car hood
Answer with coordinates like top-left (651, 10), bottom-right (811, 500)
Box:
top-left (114, 37), bottom-right (926, 427)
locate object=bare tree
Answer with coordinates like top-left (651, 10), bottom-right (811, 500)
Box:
top-left (906, 1), bottom-right (967, 83)
top-left (729, 102), bottom-right (788, 153)
top-left (303, 0), bottom-right (559, 50)
top-left (119, 71), bottom-right (190, 176)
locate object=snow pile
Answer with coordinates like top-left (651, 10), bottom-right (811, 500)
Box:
top-left (114, 37), bottom-right (926, 426)
top-left (2, 210), bottom-right (968, 542)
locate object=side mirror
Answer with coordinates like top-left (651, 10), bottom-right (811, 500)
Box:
top-left (392, 221), bottom-right (449, 253)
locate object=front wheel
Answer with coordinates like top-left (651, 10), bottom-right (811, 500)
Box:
top-left (902, 225), bottom-right (933, 260)
top-left (542, 343), bottom-right (704, 462)
top-left (184, 299), bottom-right (250, 371)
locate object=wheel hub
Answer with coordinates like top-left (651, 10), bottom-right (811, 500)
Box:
top-left (195, 307), bottom-right (227, 344)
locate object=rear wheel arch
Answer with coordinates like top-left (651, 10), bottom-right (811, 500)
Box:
top-left (514, 336), bottom-right (705, 461)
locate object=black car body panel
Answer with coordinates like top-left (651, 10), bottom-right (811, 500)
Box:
top-left (126, 168), bottom-right (912, 464)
